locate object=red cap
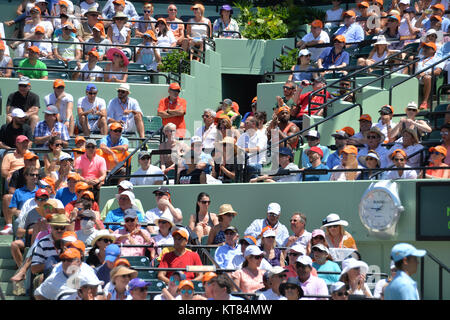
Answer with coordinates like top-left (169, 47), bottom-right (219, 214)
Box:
top-left (35, 26), bottom-right (45, 34)
top-left (307, 146), bottom-right (324, 158)
top-left (169, 83), bottom-right (181, 91)
top-left (35, 188), bottom-right (50, 198)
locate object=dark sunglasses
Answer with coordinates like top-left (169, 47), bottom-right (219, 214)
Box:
top-left (87, 91), bottom-right (97, 95)
top-left (100, 238), bottom-right (112, 243)
top-left (393, 158), bottom-right (405, 162)
top-left (143, 10), bottom-right (152, 13)
top-left (154, 192), bottom-right (165, 197)
top-left (288, 252), bottom-right (300, 257)
top-left (55, 86), bottom-right (65, 90)
top-left (312, 248), bottom-right (325, 253)
top-left (366, 135), bottom-right (379, 140)
top-left (118, 90), bottom-right (128, 94)
top-left (54, 143), bottom-right (63, 147)
top-left (336, 291), bottom-right (349, 296)
top-left (86, 145), bottom-right (96, 149)
top-left (285, 286), bottom-right (298, 290)
top-left (199, 200), bottom-right (210, 204)
top-left (113, 129), bottom-right (122, 133)
top-left (36, 197), bottom-right (49, 202)
top-left (28, 173), bottom-right (39, 177)
top-left (169, 277), bottom-right (180, 285)
top-left (52, 226), bottom-right (66, 231)
top-left (181, 289), bottom-right (193, 295)
top-left (125, 218), bottom-right (135, 223)
top-left (168, 8), bottom-right (177, 11)
top-left (283, 86), bottom-right (295, 90)
top-left (224, 231), bottom-right (236, 236)
top-left (135, 287), bottom-right (147, 292)
top-left (252, 255), bottom-right (264, 260)
top-left (432, 151), bottom-right (443, 156)
top-left (80, 216), bottom-right (93, 221)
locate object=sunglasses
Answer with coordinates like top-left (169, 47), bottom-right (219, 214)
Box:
top-left (288, 252), bottom-right (300, 257)
top-left (87, 91), bottom-right (97, 95)
top-left (143, 10), bottom-right (152, 13)
top-left (80, 216), bottom-right (92, 221)
top-left (406, 108), bottom-right (418, 112)
top-left (100, 238), bottom-right (112, 243)
top-left (393, 158), bottom-right (405, 162)
top-left (336, 291), bottom-right (349, 297)
top-left (140, 156), bottom-right (151, 161)
top-left (199, 200), bottom-right (210, 204)
top-left (154, 193), bottom-right (166, 197)
top-left (366, 157), bottom-right (377, 161)
top-left (120, 274), bottom-right (131, 279)
top-left (86, 145), bottom-right (96, 149)
top-left (52, 226), bottom-right (66, 231)
top-left (312, 248), bottom-right (325, 253)
top-left (181, 289), bottom-right (193, 295)
top-left (113, 53), bottom-right (122, 57)
top-left (19, 84), bottom-right (29, 88)
top-left (168, 8), bottom-right (177, 11)
top-left (432, 151), bottom-right (443, 156)
top-left (327, 225), bottom-right (340, 229)
top-left (36, 196), bottom-right (49, 202)
top-left (157, 220), bottom-right (168, 224)
top-left (285, 286), bottom-right (298, 290)
top-left (252, 255), bottom-right (264, 260)
top-left (55, 86), bottom-right (65, 90)
top-left (125, 218), bottom-right (135, 223)
top-left (224, 232), bottom-right (236, 236)
top-left (169, 89), bottom-right (180, 93)
top-left (28, 173), bottom-right (39, 177)
top-left (290, 219), bottom-right (300, 223)
top-left (169, 277), bottom-right (180, 285)
top-left (366, 135), bottom-right (379, 140)
top-left (313, 236), bottom-right (324, 240)
top-left (54, 143), bottom-right (63, 147)
top-left (283, 86), bottom-right (295, 90)
top-left (135, 287), bottom-right (147, 292)
top-left (113, 129), bottom-right (122, 133)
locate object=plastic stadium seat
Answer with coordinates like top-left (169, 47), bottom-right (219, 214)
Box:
top-left (138, 269), bottom-right (159, 280)
top-left (127, 74), bottom-right (150, 83)
top-left (13, 57), bottom-right (24, 67)
top-left (46, 71), bottom-right (69, 80)
top-left (97, 61), bottom-right (111, 70)
top-left (192, 280), bottom-right (205, 293)
top-left (41, 58), bottom-right (66, 69)
top-left (143, 116), bottom-right (163, 135)
top-left (122, 256), bottom-right (150, 266)
top-left (146, 279), bottom-right (166, 292)
top-left (67, 60), bottom-right (83, 70)
top-left (127, 63), bottom-right (146, 72)
top-left (180, 15), bottom-right (194, 22)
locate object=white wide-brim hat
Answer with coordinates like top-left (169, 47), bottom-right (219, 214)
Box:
top-left (320, 213), bottom-right (349, 229)
top-left (339, 258), bottom-right (369, 279)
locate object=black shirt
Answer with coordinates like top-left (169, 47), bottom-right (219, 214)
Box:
top-left (0, 122), bottom-right (33, 148)
top-left (178, 168), bottom-right (203, 184)
top-left (9, 167), bottom-right (26, 190)
top-left (6, 91), bottom-right (40, 113)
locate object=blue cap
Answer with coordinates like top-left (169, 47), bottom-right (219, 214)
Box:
top-left (279, 147), bottom-right (294, 158)
top-left (104, 244), bottom-right (121, 262)
top-left (391, 243), bottom-right (426, 262)
top-left (86, 84), bottom-right (97, 92)
top-left (128, 278), bottom-right (151, 290)
top-left (221, 4), bottom-right (233, 12)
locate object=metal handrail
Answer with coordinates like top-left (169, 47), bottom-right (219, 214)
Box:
top-left (420, 251), bottom-right (450, 300)
top-left (388, 54), bottom-right (450, 112)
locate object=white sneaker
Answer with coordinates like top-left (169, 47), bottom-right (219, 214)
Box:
top-left (0, 225), bottom-right (12, 235)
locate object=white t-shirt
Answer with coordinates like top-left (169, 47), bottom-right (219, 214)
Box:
top-left (80, 1), bottom-right (100, 15)
top-left (195, 125), bottom-right (217, 150)
top-left (75, 63), bottom-right (104, 81)
top-left (24, 21), bottom-right (54, 38)
top-left (152, 232), bottom-right (173, 256)
top-left (130, 166), bottom-right (164, 186)
top-left (77, 96), bottom-right (106, 114)
top-left (301, 31), bottom-right (330, 62)
top-left (236, 130), bottom-right (267, 165)
top-left (157, 30), bottom-right (176, 48)
top-left (144, 207), bottom-right (182, 232)
top-left (258, 288), bottom-right (287, 300)
top-left (383, 165), bottom-right (418, 179)
top-left (374, 120), bottom-right (397, 144)
top-left (44, 92), bottom-right (74, 122)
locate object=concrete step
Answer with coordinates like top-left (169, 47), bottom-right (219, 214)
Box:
top-left (4, 295), bottom-right (30, 300)
top-left (0, 235), bottom-right (13, 246)
top-left (0, 258), bottom-right (17, 269)
top-left (0, 245), bottom-right (12, 258)
top-left (0, 281), bottom-right (13, 294)
top-left (0, 269), bottom-right (16, 282)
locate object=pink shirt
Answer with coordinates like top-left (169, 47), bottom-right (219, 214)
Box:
top-left (74, 153), bottom-right (107, 180)
top-left (299, 275), bottom-right (329, 300)
top-left (231, 267), bottom-right (265, 293)
top-left (113, 228), bottom-right (155, 257)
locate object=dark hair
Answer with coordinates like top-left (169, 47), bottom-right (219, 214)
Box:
top-left (440, 123), bottom-right (450, 131)
top-left (208, 274), bottom-right (233, 294)
top-left (48, 135), bottom-right (63, 151)
top-left (255, 111), bottom-right (267, 125)
top-left (24, 166), bottom-right (39, 176)
top-left (195, 192), bottom-right (210, 215)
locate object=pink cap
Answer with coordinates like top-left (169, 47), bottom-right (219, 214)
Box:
top-left (311, 229), bottom-right (325, 238)
top-left (16, 135), bottom-right (30, 143)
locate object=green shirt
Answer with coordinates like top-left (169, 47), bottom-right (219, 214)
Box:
top-left (18, 58), bottom-right (48, 79)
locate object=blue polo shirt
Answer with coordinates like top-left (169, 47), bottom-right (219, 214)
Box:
top-left (55, 187), bottom-right (77, 207)
top-left (302, 144), bottom-right (331, 168)
top-left (318, 47), bottom-right (350, 69)
top-left (423, 17), bottom-right (450, 33)
top-left (312, 260), bottom-right (341, 284)
top-left (99, 135), bottom-right (129, 148)
top-left (214, 243), bottom-right (241, 269)
top-left (334, 23), bottom-right (365, 44)
top-left (9, 186), bottom-right (38, 210)
top-left (95, 263), bottom-right (112, 285)
top-left (326, 151), bottom-right (342, 170)
top-left (384, 270), bottom-right (420, 300)
top-left (302, 163), bottom-right (331, 181)
top-left (104, 207), bottom-right (144, 231)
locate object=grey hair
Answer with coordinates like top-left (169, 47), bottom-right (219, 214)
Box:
top-left (163, 122), bottom-right (177, 132)
top-left (204, 108), bottom-right (216, 118)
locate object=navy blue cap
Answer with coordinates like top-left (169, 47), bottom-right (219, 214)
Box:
top-left (279, 147), bottom-right (294, 158)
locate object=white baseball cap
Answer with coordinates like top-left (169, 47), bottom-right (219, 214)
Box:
top-left (11, 108), bottom-right (26, 118)
top-left (262, 229), bottom-right (276, 238)
top-left (244, 245), bottom-right (264, 258)
top-left (296, 255), bottom-right (313, 266)
top-left (312, 243), bottom-right (330, 255)
top-left (399, 0), bottom-right (410, 4)
top-left (266, 266), bottom-right (288, 278)
top-left (298, 49), bottom-right (311, 57)
top-left (267, 202), bottom-right (281, 215)
top-left (118, 180), bottom-right (134, 190)
top-left (289, 244), bottom-right (306, 255)
top-left (330, 281), bottom-right (346, 293)
top-left (190, 135), bottom-right (202, 144)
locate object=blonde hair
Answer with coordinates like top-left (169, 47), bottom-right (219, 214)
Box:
top-left (343, 153), bottom-right (360, 180)
top-left (193, 4), bottom-right (205, 15)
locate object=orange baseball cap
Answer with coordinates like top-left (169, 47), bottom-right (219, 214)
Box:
top-left (340, 126), bottom-right (355, 137)
top-left (334, 35), bottom-right (346, 43)
top-left (341, 145), bottom-right (358, 155)
top-left (429, 145), bottom-right (447, 157)
top-left (93, 22), bottom-right (105, 35)
top-left (67, 172), bottom-right (81, 181)
top-left (252, 96), bottom-right (257, 104)
top-left (310, 19), bottom-right (323, 28)
top-left (35, 26), bottom-right (45, 34)
top-left (68, 240), bottom-right (86, 253)
top-left (59, 0), bottom-right (69, 7)
top-left (62, 231), bottom-right (78, 242)
top-left (31, 6), bottom-right (41, 13)
top-left (0, 42), bottom-right (4, 50)
top-left (169, 82), bottom-right (181, 91)
top-left (431, 15), bottom-right (443, 22)
top-left (60, 248), bottom-right (81, 260)
top-left (75, 182), bottom-right (90, 193)
top-left (72, 148), bottom-right (85, 154)
top-left (375, 0), bottom-right (384, 5)
top-left (391, 149), bottom-right (407, 159)
top-left (88, 49), bottom-right (100, 59)
top-left (113, 0), bottom-right (126, 6)
top-left (75, 136), bottom-right (86, 144)
top-left (109, 122), bottom-right (123, 131)
top-left (62, 22), bottom-right (77, 32)
top-left (24, 152), bottom-right (39, 160)
top-left (178, 280), bottom-right (194, 290)
top-left (422, 42), bottom-right (437, 51)
top-left (343, 10), bottom-right (356, 17)
top-left (358, 1), bottom-right (370, 8)
top-left (431, 4), bottom-right (445, 12)
top-left (202, 272), bottom-right (217, 283)
top-left (359, 114), bottom-right (372, 122)
top-left (172, 228), bottom-right (189, 240)
top-left (113, 258), bottom-right (131, 268)
top-left (380, 105), bottom-right (394, 114)
top-left (27, 46), bottom-right (40, 54)
top-left (144, 30), bottom-right (157, 41)
top-left (53, 79), bottom-right (65, 88)
top-left (81, 190), bottom-right (95, 200)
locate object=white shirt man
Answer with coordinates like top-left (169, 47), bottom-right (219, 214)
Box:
top-left (236, 116), bottom-right (267, 166)
top-left (300, 20), bottom-right (330, 62)
top-left (130, 151), bottom-right (164, 186)
top-left (106, 84), bottom-right (143, 134)
top-left (194, 109), bottom-right (217, 151)
top-left (44, 83), bottom-right (74, 123)
top-left (77, 84), bottom-right (106, 133)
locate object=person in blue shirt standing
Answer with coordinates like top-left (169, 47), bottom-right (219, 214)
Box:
top-left (104, 191), bottom-right (144, 231)
top-left (302, 146), bottom-right (331, 181)
top-left (384, 243), bottom-right (426, 300)
top-left (214, 226), bottom-right (241, 269)
top-left (55, 172), bottom-right (80, 207)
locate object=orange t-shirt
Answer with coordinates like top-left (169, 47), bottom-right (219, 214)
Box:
top-left (158, 96), bottom-right (187, 138)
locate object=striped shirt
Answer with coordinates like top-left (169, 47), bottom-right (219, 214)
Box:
top-left (33, 121), bottom-right (70, 148)
top-left (31, 234), bottom-right (58, 267)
